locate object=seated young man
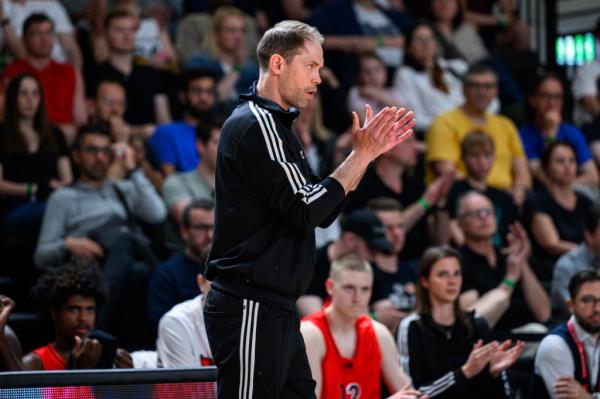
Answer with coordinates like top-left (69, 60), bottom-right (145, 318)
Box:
top-left (446, 131), bottom-right (519, 247)
top-left (532, 270), bottom-right (600, 398)
top-left (156, 246), bottom-right (213, 368)
top-left (300, 254), bottom-right (425, 399)
top-left (22, 260), bottom-right (132, 370)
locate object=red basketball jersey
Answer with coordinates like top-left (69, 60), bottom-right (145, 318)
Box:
top-left (32, 343), bottom-right (67, 370)
top-left (304, 308), bottom-right (382, 399)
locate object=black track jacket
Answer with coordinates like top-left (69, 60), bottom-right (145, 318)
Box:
top-left (205, 83), bottom-right (347, 311)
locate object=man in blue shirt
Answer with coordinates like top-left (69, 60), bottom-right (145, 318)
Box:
top-left (147, 199), bottom-right (214, 327)
top-left (149, 69), bottom-right (217, 176)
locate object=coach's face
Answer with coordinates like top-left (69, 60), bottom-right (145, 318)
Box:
top-left (279, 40), bottom-right (323, 110)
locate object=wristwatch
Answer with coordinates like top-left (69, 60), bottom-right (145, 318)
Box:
top-left (0, 18), bottom-right (10, 28)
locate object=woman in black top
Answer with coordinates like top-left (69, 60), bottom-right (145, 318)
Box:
top-left (527, 141), bottom-right (592, 280)
top-left (0, 74), bottom-right (72, 235)
top-left (397, 245), bottom-right (524, 398)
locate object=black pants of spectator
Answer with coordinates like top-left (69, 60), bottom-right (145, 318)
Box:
top-left (204, 287), bottom-right (316, 399)
top-left (97, 232), bottom-right (157, 350)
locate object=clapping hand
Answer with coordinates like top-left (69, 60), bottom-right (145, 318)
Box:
top-left (489, 339), bottom-right (525, 377)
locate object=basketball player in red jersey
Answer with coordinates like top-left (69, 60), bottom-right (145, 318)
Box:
top-left (301, 254), bottom-right (427, 399)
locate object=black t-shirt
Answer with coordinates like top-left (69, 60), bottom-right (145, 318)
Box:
top-left (345, 166), bottom-right (429, 259)
top-left (0, 126), bottom-right (68, 210)
top-left (373, 259), bottom-right (418, 311)
top-left (85, 61), bottom-right (166, 125)
top-left (446, 180), bottom-right (518, 246)
top-left (525, 190), bottom-right (592, 262)
top-left (460, 245), bottom-right (535, 331)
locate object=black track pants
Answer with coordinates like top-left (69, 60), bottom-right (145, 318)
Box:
top-left (204, 288), bottom-right (316, 399)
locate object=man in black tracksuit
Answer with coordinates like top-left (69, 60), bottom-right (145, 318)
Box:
top-left (204, 20), bottom-right (417, 399)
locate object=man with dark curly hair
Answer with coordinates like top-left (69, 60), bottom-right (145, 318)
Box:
top-left (22, 260), bottom-right (132, 370)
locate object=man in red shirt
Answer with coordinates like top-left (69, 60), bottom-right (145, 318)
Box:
top-left (301, 254), bottom-right (426, 399)
top-left (4, 13), bottom-right (86, 145)
top-left (22, 260), bottom-right (132, 370)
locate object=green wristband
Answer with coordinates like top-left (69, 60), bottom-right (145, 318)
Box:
top-left (370, 311), bottom-right (378, 321)
top-left (26, 182), bottom-right (32, 196)
top-left (376, 35), bottom-right (384, 48)
top-left (417, 197), bottom-right (431, 211)
top-left (502, 278), bottom-right (516, 289)
top-left (233, 64), bottom-right (242, 73)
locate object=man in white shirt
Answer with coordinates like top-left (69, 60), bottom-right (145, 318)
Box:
top-left (156, 247), bottom-right (213, 368)
top-left (533, 270), bottom-right (600, 399)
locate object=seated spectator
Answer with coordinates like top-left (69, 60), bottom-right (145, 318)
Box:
top-left (446, 131), bottom-right (519, 247)
top-left (520, 72), bottom-right (599, 187)
top-left (34, 123), bottom-right (166, 348)
top-left (571, 17), bottom-right (600, 127)
top-left (581, 77), bottom-right (600, 167)
top-left (368, 197), bottom-right (417, 332)
top-left (2, 0), bottom-right (82, 67)
top-left (0, 74), bottom-right (72, 236)
top-left (394, 21), bottom-right (476, 133)
top-left (4, 13), bottom-right (87, 145)
top-left (346, 133), bottom-right (452, 262)
top-left (527, 142), bottom-right (593, 281)
top-left (347, 51), bottom-right (407, 123)
top-left (426, 63), bottom-right (530, 194)
top-left (175, 9), bottom-right (260, 69)
top-left (148, 199), bottom-right (214, 327)
top-left (156, 246), bottom-right (213, 368)
top-left (308, 0), bottom-right (411, 86)
top-left (301, 254), bottom-right (422, 399)
top-left (397, 245), bottom-right (524, 398)
top-left (299, 208), bottom-right (394, 316)
top-left (149, 69), bottom-right (217, 176)
top-left (553, 205), bottom-right (600, 321)
top-left (92, 79), bottom-right (163, 190)
top-left (0, 296), bottom-right (23, 371)
top-left (457, 191), bottom-right (550, 330)
top-left (161, 121), bottom-right (219, 251)
top-left (85, 9), bottom-right (171, 138)
top-left (23, 260), bottom-right (132, 370)
top-left (184, 7), bottom-right (258, 107)
top-left (426, 0), bottom-right (522, 106)
top-left (461, 0), bottom-right (529, 51)
top-left (91, 0), bottom-right (177, 70)
top-left (532, 270), bottom-right (600, 398)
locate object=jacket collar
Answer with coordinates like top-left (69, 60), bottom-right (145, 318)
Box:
top-left (239, 81), bottom-right (300, 128)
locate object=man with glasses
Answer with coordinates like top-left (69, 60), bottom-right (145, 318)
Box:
top-left (426, 63), bottom-right (531, 204)
top-left (532, 270), bottom-right (600, 399)
top-left (148, 199), bottom-right (214, 328)
top-left (457, 191), bottom-right (550, 331)
top-left (34, 123), bottom-right (166, 347)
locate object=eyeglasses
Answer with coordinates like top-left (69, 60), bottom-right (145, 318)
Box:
top-left (465, 81), bottom-right (497, 90)
top-left (190, 223), bottom-right (213, 232)
top-left (578, 295), bottom-right (600, 306)
top-left (99, 96), bottom-right (126, 108)
top-left (458, 208), bottom-right (494, 219)
top-left (81, 146), bottom-right (112, 156)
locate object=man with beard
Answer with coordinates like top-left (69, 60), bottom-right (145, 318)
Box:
top-left (23, 260), bottom-right (132, 370)
top-left (149, 69), bottom-right (217, 176)
top-left (532, 270), bottom-right (600, 399)
top-left (34, 123), bottom-right (166, 348)
top-left (148, 199), bottom-right (214, 327)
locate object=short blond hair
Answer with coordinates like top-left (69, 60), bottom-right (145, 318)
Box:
top-left (329, 254), bottom-right (372, 282)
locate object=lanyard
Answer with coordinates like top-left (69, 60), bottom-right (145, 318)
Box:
top-left (567, 319), bottom-right (600, 392)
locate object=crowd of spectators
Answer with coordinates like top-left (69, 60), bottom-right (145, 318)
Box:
top-left (0, 0), bottom-right (600, 398)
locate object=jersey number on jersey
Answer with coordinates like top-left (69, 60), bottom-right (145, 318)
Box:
top-left (339, 383), bottom-right (361, 399)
